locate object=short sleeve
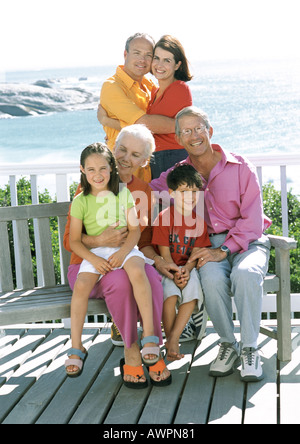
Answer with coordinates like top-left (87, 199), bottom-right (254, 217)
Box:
top-left (70, 193), bottom-right (84, 220)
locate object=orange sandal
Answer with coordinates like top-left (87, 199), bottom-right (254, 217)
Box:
top-left (146, 358), bottom-right (172, 387)
top-left (120, 358), bottom-right (148, 390)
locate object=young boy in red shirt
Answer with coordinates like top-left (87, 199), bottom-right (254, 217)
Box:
top-left (152, 164), bottom-right (211, 361)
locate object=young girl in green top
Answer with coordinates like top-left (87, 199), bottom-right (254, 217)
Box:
top-left (65, 142), bottom-right (160, 377)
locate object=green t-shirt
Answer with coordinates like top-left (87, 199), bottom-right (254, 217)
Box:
top-left (70, 186), bottom-right (135, 236)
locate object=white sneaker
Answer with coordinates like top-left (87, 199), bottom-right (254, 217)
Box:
top-left (240, 347), bottom-right (264, 382)
top-left (209, 341), bottom-right (240, 377)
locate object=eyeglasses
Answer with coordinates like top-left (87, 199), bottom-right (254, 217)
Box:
top-left (179, 125), bottom-right (207, 137)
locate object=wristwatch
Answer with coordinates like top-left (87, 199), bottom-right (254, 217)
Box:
top-left (220, 245), bottom-right (231, 257)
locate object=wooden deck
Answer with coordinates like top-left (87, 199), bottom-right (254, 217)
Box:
top-left (0, 322), bottom-right (299, 425)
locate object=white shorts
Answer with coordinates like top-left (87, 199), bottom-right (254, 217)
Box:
top-left (161, 268), bottom-right (204, 313)
top-left (78, 246), bottom-right (147, 277)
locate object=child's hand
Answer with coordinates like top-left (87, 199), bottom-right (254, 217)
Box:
top-left (91, 256), bottom-right (112, 275)
top-left (108, 250), bottom-right (126, 269)
top-left (174, 267), bottom-right (190, 290)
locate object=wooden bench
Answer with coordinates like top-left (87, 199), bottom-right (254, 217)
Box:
top-left (0, 202), bottom-right (297, 361)
top-left (0, 202), bottom-right (109, 326)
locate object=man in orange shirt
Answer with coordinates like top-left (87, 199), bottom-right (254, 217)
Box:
top-left (98, 33), bottom-right (175, 182)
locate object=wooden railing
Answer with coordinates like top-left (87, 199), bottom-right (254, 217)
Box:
top-left (1, 153), bottom-right (300, 235)
top-left (1, 154), bottom-right (299, 319)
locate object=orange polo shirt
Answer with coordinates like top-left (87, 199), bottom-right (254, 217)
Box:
top-left (100, 66), bottom-right (155, 183)
top-left (100, 65), bottom-right (155, 150)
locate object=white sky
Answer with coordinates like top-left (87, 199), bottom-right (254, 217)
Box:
top-left (1, 0), bottom-right (300, 72)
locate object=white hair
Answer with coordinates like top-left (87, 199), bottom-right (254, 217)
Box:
top-left (115, 124), bottom-right (155, 159)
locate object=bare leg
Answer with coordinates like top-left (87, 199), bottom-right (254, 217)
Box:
top-left (123, 257), bottom-right (157, 359)
top-left (162, 295), bottom-right (178, 339)
top-left (165, 300), bottom-right (197, 361)
top-left (67, 272), bottom-right (99, 373)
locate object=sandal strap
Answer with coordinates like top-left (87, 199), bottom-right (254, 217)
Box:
top-left (141, 335), bottom-right (159, 347)
top-left (67, 348), bottom-right (87, 360)
top-left (123, 364), bottom-right (145, 380)
top-left (149, 358), bottom-right (166, 374)
top-left (141, 347), bottom-right (160, 358)
top-left (65, 358), bottom-right (83, 370)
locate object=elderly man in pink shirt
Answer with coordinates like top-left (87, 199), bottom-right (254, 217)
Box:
top-left (150, 106), bottom-right (272, 382)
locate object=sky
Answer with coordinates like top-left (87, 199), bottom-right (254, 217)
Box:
top-left (1, 0), bottom-right (300, 72)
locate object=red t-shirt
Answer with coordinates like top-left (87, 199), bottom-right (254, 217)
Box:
top-left (152, 206), bottom-right (211, 266)
top-left (147, 80), bottom-right (192, 152)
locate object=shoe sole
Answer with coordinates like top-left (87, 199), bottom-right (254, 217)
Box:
top-left (209, 368), bottom-right (235, 377)
top-left (209, 356), bottom-right (240, 377)
top-left (111, 339), bottom-right (124, 347)
top-left (240, 372), bottom-right (264, 382)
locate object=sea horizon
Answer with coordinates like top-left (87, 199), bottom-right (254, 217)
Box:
top-left (1, 57), bottom-right (300, 195)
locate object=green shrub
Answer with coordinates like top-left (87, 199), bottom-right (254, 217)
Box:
top-left (263, 183), bottom-right (300, 293)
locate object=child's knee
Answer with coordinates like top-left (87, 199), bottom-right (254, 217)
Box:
top-left (74, 274), bottom-right (96, 296)
top-left (125, 260), bottom-right (146, 282)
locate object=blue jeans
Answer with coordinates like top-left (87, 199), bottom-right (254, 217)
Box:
top-left (198, 233), bottom-right (271, 348)
top-left (150, 148), bottom-right (188, 179)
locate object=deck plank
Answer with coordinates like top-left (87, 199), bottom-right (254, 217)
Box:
top-left (35, 328), bottom-right (104, 424)
top-left (0, 329), bottom-right (51, 423)
top-left (243, 333), bottom-right (278, 424)
top-left (2, 329), bottom-right (70, 424)
top-left (2, 329), bottom-right (96, 424)
top-left (173, 330), bottom-right (220, 424)
top-left (279, 327), bottom-right (300, 424)
top-left (207, 332), bottom-right (244, 425)
top-left (0, 329), bottom-right (50, 381)
top-left (69, 346), bottom-right (124, 424)
top-left (104, 380), bottom-right (152, 424)
top-left (0, 329), bottom-right (26, 358)
top-left (208, 371), bottom-right (244, 424)
top-left (138, 341), bottom-right (196, 425)
top-left (0, 324), bottom-right (299, 424)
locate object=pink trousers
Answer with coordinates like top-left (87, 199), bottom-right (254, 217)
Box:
top-left (67, 264), bottom-right (163, 348)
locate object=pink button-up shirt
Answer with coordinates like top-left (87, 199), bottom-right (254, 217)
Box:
top-left (150, 144), bottom-right (272, 254)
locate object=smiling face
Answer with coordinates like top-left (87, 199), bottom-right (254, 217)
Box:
top-left (114, 133), bottom-right (148, 182)
top-left (123, 37), bottom-right (154, 82)
top-left (152, 47), bottom-right (181, 83)
top-left (175, 114), bottom-right (213, 158)
top-left (80, 153), bottom-right (112, 196)
top-left (171, 182), bottom-right (201, 215)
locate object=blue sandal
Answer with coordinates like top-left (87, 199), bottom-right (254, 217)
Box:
top-left (141, 335), bottom-right (160, 366)
top-left (65, 348), bottom-right (88, 378)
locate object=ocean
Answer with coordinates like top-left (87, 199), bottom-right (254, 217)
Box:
top-left (1, 58), bottom-right (300, 192)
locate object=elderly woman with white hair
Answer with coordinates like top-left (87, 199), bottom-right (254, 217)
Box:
top-left (64, 124), bottom-right (177, 387)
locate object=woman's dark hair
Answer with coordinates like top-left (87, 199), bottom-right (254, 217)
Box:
top-left (80, 142), bottom-right (120, 196)
top-left (154, 35), bottom-right (193, 82)
top-left (167, 163), bottom-right (202, 191)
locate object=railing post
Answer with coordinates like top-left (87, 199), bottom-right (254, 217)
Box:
top-left (9, 175), bottom-right (23, 289)
top-left (280, 165), bottom-right (289, 237)
top-left (55, 174), bottom-right (70, 287)
top-left (31, 174), bottom-right (44, 287)
top-left (55, 173), bottom-right (72, 326)
top-left (56, 174), bottom-right (70, 203)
